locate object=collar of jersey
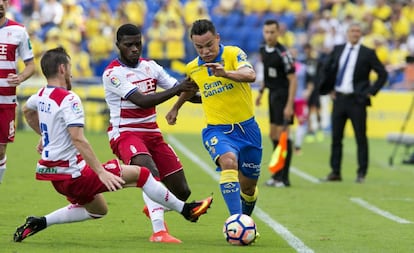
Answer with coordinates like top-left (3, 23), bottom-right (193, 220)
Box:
top-left (46, 85), bottom-right (66, 89)
top-left (197, 44), bottom-right (224, 66)
top-left (116, 58), bottom-right (139, 68)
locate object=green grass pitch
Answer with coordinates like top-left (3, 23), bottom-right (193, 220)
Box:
top-left (1, 130), bottom-right (413, 252)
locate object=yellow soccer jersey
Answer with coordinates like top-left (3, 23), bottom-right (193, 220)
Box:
top-left (186, 45), bottom-right (254, 125)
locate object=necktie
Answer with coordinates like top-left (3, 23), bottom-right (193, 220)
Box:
top-left (335, 47), bottom-right (353, 87)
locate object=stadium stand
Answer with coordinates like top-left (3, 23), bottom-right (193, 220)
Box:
top-left (7, 0), bottom-right (413, 86)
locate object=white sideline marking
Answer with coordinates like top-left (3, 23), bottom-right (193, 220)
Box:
top-left (350, 197), bottom-right (412, 224)
top-left (167, 135), bottom-right (314, 253)
top-left (291, 167), bottom-right (321, 184)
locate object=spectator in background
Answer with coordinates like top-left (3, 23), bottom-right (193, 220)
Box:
top-left (371, 0), bottom-right (392, 22)
top-left (256, 19), bottom-right (297, 188)
top-left (38, 0), bottom-right (63, 39)
top-left (0, 0), bottom-right (35, 183)
top-left (70, 41), bottom-right (93, 78)
top-left (61, 0), bottom-right (84, 31)
top-left (146, 17), bottom-right (167, 66)
top-left (87, 26), bottom-right (114, 76)
top-left (164, 19), bottom-right (186, 67)
top-left (213, 0), bottom-right (238, 16)
top-left (124, 0), bottom-right (147, 28)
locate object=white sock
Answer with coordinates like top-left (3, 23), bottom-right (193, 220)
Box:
top-left (142, 174), bottom-right (184, 214)
top-left (143, 192), bottom-right (166, 233)
top-left (0, 156), bottom-right (6, 183)
top-left (309, 113), bottom-right (318, 133)
top-left (45, 204), bottom-right (95, 226)
top-left (295, 123), bottom-right (308, 148)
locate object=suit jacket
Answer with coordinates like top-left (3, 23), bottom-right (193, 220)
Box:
top-left (319, 44), bottom-right (388, 105)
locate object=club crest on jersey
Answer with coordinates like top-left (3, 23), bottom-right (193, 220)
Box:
top-left (237, 51), bottom-right (247, 62)
top-left (71, 102), bottom-right (82, 114)
top-left (110, 76), bottom-right (121, 87)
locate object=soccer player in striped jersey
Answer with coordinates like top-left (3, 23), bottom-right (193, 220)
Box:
top-left (13, 47), bottom-right (212, 243)
top-left (102, 24), bottom-right (202, 243)
top-left (0, 0), bottom-right (35, 183)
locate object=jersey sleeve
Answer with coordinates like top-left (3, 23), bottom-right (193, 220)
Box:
top-left (18, 28), bottom-right (34, 62)
top-left (61, 93), bottom-right (85, 127)
top-left (102, 69), bottom-right (138, 99)
top-left (25, 93), bottom-right (38, 110)
top-left (149, 60), bottom-right (178, 89)
top-left (233, 47), bottom-right (253, 70)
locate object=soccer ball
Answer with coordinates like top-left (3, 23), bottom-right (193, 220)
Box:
top-left (223, 214), bottom-right (257, 246)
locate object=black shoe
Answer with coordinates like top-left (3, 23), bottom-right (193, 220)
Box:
top-left (181, 196), bottom-right (213, 222)
top-left (321, 173), bottom-right (342, 182)
top-left (14, 216), bottom-right (47, 242)
top-left (355, 175), bottom-right (365, 183)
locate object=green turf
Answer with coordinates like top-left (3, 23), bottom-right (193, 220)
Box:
top-left (1, 130), bottom-right (413, 252)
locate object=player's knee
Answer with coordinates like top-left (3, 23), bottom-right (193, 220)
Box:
top-left (219, 155), bottom-right (237, 170)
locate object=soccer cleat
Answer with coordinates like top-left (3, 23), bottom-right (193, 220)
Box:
top-left (265, 178), bottom-right (286, 188)
top-left (149, 230), bottom-right (182, 243)
top-left (182, 196), bottom-right (213, 222)
top-left (14, 216), bottom-right (47, 242)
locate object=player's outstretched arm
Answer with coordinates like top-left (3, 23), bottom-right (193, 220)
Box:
top-left (166, 91), bottom-right (195, 125)
top-left (68, 126), bottom-right (125, 191)
top-left (127, 78), bottom-right (198, 109)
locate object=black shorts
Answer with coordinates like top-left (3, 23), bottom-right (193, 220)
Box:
top-left (307, 89), bottom-right (320, 108)
top-left (268, 90), bottom-right (294, 125)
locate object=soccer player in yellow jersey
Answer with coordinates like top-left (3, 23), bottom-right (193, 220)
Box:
top-left (166, 19), bottom-right (262, 217)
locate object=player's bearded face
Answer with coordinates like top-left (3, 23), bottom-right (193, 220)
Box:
top-left (0, 1), bottom-right (7, 19)
top-left (65, 63), bottom-right (72, 90)
top-left (118, 34), bottom-right (142, 66)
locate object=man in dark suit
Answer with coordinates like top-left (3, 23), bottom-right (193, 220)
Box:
top-left (319, 22), bottom-right (388, 183)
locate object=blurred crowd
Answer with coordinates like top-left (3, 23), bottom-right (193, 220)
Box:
top-left (6, 0), bottom-right (414, 90)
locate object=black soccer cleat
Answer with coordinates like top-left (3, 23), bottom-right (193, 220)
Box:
top-left (181, 196), bottom-right (213, 222)
top-left (14, 216), bottom-right (47, 242)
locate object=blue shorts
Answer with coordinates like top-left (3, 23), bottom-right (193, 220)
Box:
top-left (201, 117), bottom-right (262, 179)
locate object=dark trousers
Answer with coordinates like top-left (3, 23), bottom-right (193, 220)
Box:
top-left (330, 93), bottom-right (368, 176)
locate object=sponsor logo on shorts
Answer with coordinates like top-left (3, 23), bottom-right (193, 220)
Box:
top-left (242, 162), bottom-right (260, 169)
top-left (36, 166), bottom-right (57, 174)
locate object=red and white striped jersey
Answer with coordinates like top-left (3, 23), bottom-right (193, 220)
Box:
top-left (102, 58), bottom-right (178, 141)
top-left (25, 86), bottom-right (86, 181)
top-left (0, 19), bottom-right (34, 108)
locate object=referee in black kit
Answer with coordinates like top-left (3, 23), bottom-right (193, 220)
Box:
top-left (256, 19), bottom-right (297, 188)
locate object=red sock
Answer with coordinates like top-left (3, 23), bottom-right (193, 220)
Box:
top-left (136, 166), bottom-right (150, 188)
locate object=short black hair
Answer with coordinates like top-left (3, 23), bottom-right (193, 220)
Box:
top-left (264, 19), bottom-right (279, 28)
top-left (40, 47), bottom-right (70, 79)
top-left (116, 24), bottom-right (141, 43)
top-left (190, 19), bottom-right (216, 38)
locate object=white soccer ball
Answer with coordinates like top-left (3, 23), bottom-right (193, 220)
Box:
top-left (222, 214), bottom-right (257, 246)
